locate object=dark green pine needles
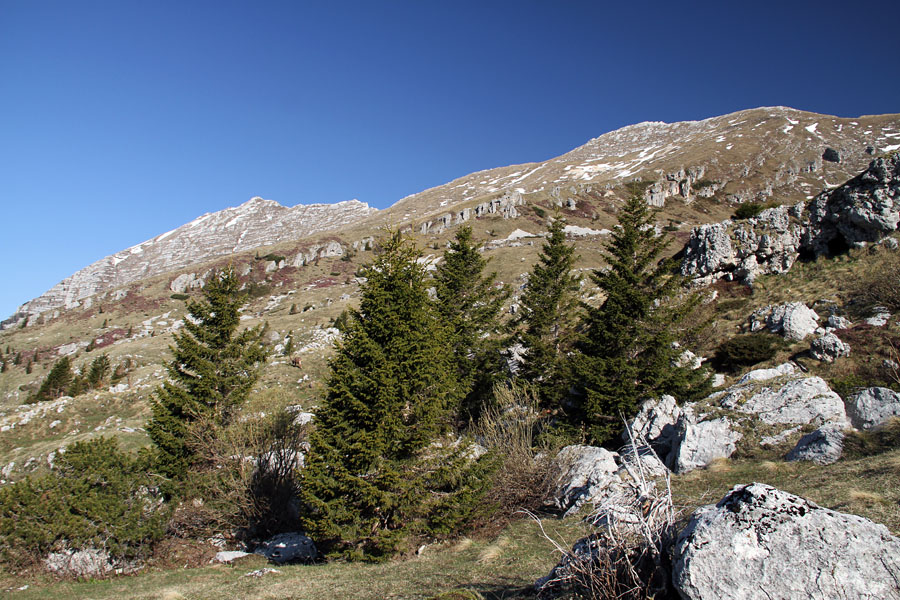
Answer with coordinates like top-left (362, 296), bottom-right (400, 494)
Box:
top-left (147, 266), bottom-right (268, 479)
top-left (298, 230), bottom-right (496, 560)
top-left (515, 217), bottom-right (582, 407)
top-left (434, 226), bottom-right (510, 421)
top-left (571, 192), bottom-right (711, 444)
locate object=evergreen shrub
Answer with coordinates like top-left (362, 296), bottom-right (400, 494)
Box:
top-left (0, 437), bottom-right (170, 570)
top-left (713, 333), bottom-right (782, 372)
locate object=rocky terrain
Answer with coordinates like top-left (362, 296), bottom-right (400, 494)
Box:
top-left (1, 106), bottom-right (900, 598)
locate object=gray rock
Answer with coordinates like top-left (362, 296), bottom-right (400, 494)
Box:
top-left (847, 387), bottom-right (900, 429)
top-left (866, 309), bottom-right (892, 327)
top-left (809, 332), bottom-right (851, 363)
top-left (804, 153), bottom-right (900, 256)
top-left (545, 445), bottom-right (621, 515)
top-left (736, 362), bottom-right (795, 384)
top-left (672, 483), bottom-right (900, 600)
top-left (623, 395), bottom-right (683, 455)
top-left (750, 302), bottom-right (820, 341)
top-left (826, 314), bottom-right (852, 329)
top-left (785, 424), bottom-right (845, 465)
top-left (681, 205), bottom-right (804, 286)
top-left (44, 548), bottom-right (114, 578)
top-left (253, 532), bottom-right (317, 564)
top-left (724, 376), bottom-right (848, 426)
top-left (668, 408), bottom-right (742, 474)
top-left (214, 550), bottom-right (251, 563)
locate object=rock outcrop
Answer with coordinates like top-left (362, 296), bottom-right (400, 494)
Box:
top-left (681, 153), bottom-right (900, 286)
top-left (809, 331), bottom-right (851, 362)
top-left (672, 483), bottom-right (900, 600)
top-left (785, 424), bottom-right (846, 465)
top-left (846, 387), bottom-right (900, 429)
top-left (749, 302), bottom-right (820, 341)
top-left (804, 152), bottom-right (900, 255)
top-left (545, 445), bottom-right (621, 516)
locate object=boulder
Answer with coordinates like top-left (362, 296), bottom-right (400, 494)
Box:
top-left (253, 532), bottom-right (317, 564)
top-left (866, 308), bottom-right (892, 327)
top-left (681, 206), bottom-right (804, 285)
top-left (736, 362), bottom-right (795, 384)
top-left (809, 331), bottom-right (851, 363)
top-left (750, 302), bottom-right (819, 341)
top-left (785, 424), bottom-right (845, 465)
top-left (804, 153), bottom-right (900, 256)
top-left (847, 387), bottom-right (900, 429)
top-left (44, 548), bottom-right (114, 578)
top-left (672, 483), bottom-right (900, 600)
top-left (623, 395), bottom-right (683, 455)
top-left (667, 408), bottom-right (742, 474)
top-left (545, 445), bottom-right (620, 516)
top-left (722, 376), bottom-right (848, 426)
top-left (826, 314), bottom-right (852, 330)
top-left (213, 550), bottom-right (251, 563)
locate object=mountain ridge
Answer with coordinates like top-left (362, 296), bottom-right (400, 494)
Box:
top-left (6, 106), bottom-right (900, 327)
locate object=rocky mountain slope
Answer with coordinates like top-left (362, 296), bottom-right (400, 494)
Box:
top-left (3, 198), bottom-right (376, 328)
top-left (6, 107), bottom-right (899, 329)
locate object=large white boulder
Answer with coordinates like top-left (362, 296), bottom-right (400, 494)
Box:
top-left (785, 424), bottom-right (846, 465)
top-left (722, 376), bottom-right (848, 426)
top-left (672, 483), bottom-right (900, 600)
top-left (847, 387), bottom-right (900, 429)
top-left (750, 302), bottom-right (820, 341)
top-left (667, 408), bottom-right (742, 473)
top-left (545, 445), bottom-right (620, 516)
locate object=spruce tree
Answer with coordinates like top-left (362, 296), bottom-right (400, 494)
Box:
top-left (434, 226), bottom-right (510, 419)
top-left (515, 217), bottom-right (582, 406)
top-left (147, 267), bottom-right (268, 479)
top-left (29, 356), bottom-right (73, 402)
top-left (298, 231), bottom-right (489, 559)
top-left (87, 354), bottom-right (111, 389)
top-left (571, 192), bottom-right (711, 444)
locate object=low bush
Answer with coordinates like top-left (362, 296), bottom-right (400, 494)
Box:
top-left (712, 333), bottom-right (783, 372)
top-left (170, 293), bottom-right (189, 300)
top-left (851, 247), bottom-right (900, 312)
top-left (0, 437), bottom-right (170, 571)
top-left (732, 202), bottom-right (766, 220)
top-left (843, 418), bottom-right (900, 458)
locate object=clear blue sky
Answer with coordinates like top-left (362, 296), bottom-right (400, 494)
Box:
top-left (1, 0), bottom-right (898, 319)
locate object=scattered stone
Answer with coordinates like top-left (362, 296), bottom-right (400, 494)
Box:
top-left (866, 308), bottom-right (892, 327)
top-left (213, 551), bottom-right (250, 564)
top-left (672, 483), bottom-right (900, 600)
top-left (623, 395), bottom-right (683, 456)
top-left (826, 314), bottom-right (852, 329)
top-left (722, 376), bottom-right (848, 426)
top-left (244, 568), bottom-right (281, 578)
top-left (736, 362), bottom-right (795, 384)
top-left (750, 302), bottom-right (820, 341)
top-left (667, 409), bottom-right (742, 473)
top-left (545, 445), bottom-right (620, 516)
top-left (759, 425), bottom-right (802, 447)
top-left (44, 548), bottom-right (114, 578)
top-left (785, 424), bottom-right (845, 465)
top-left (253, 532), bottom-right (317, 564)
top-left (809, 331), bottom-right (851, 363)
top-left (847, 387), bottom-right (900, 429)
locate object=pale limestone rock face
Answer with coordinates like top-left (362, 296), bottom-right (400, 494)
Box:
top-left (847, 387), bottom-right (900, 429)
top-left (805, 153), bottom-right (900, 255)
top-left (545, 445), bottom-right (620, 516)
top-left (785, 424), bottom-right (845, 465)
top-left (809, 331), bottom-right (851, 363)
top-left (724, 376), bottom-right (848, 426)
top-left (672, 483), bottom-right (900, 600)
top-left (8, 197), bottom-right (375, 324)
top-left (668, 408), bottom-right (742, 473)
top-left (750, 302), bottom-right (819, 341)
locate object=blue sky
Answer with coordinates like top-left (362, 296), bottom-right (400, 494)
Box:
top-left (1, 0), bottom-right (898, 319)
